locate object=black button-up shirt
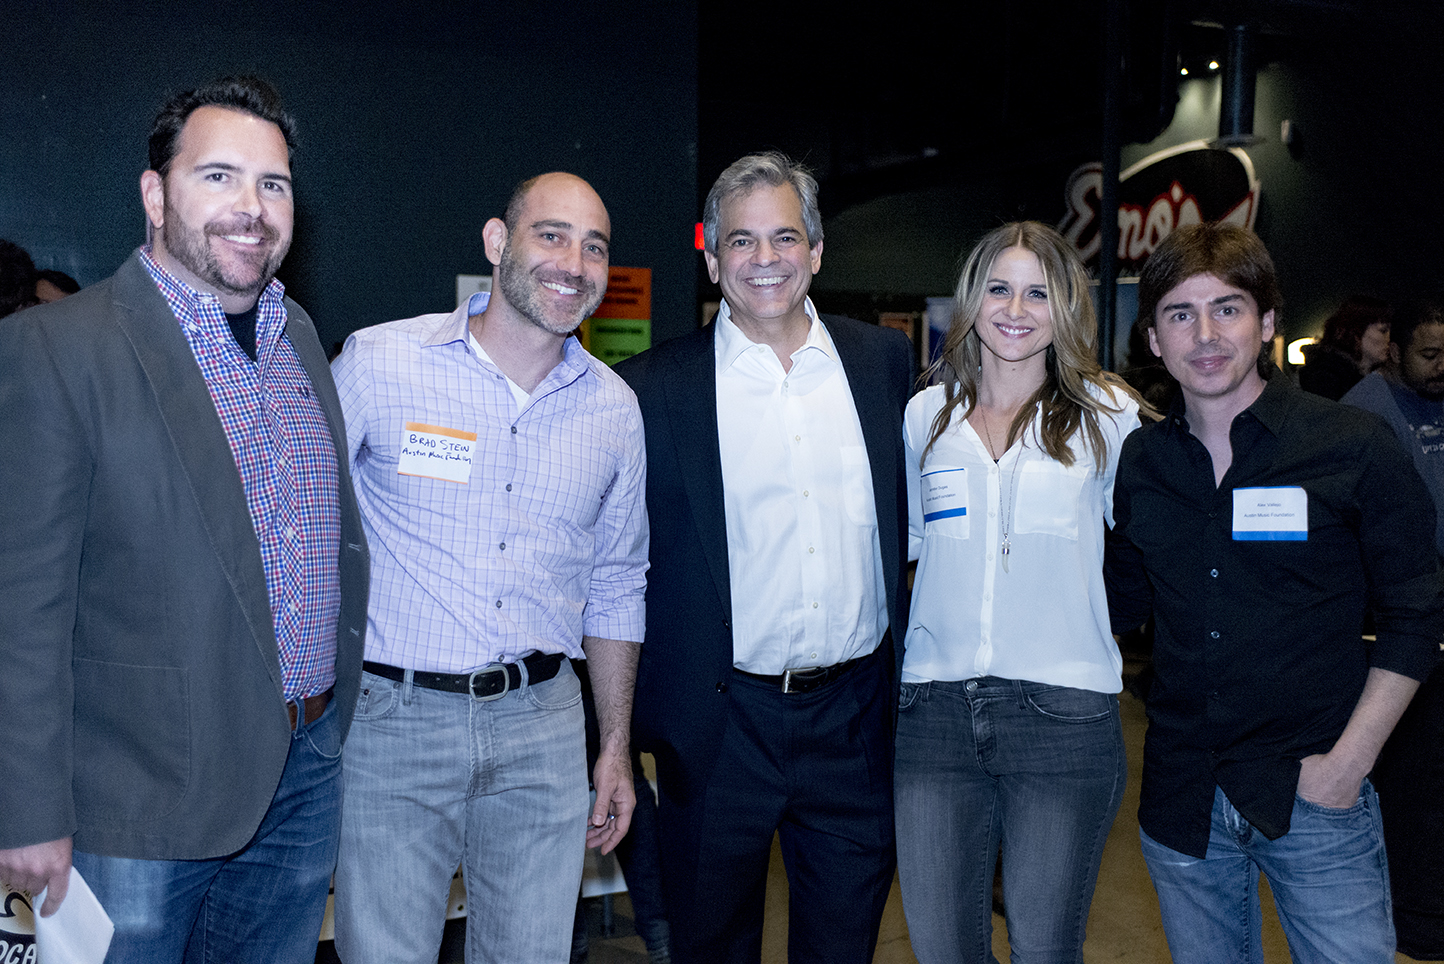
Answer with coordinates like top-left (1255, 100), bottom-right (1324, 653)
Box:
top-left (1106, 373), bottom-right (1442, 857)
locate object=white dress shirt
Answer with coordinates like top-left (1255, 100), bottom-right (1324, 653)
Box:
top-left (715, 298), bottom-right (889, 674)
top-left (902, 382), bottom-right (1140, 693)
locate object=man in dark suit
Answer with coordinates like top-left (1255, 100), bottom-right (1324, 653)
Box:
top-left (615, 152), bottom-right (911, 964)
top-left (0, 76), bottom-right (368, 963)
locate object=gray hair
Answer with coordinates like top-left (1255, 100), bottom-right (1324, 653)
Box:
top-left (702, 152), bottom-right (823, 255)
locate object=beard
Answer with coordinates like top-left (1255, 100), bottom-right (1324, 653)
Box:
top-left (161, 197), bottom-right (289, 300)
top-left (497, 243), bottom-right (603, 336)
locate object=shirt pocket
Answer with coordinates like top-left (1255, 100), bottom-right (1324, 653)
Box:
top-left (920, 464), bottom-right (970, 539)
top-left (1014, 460), bottom-right (1088, 541)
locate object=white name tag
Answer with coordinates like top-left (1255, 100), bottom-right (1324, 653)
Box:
top-left (398, 422), bottom-right (477, 484)
top-left (922, 467), bottom-right (968, 523)
top-left (1233, 486), bottom-right (1308, 541)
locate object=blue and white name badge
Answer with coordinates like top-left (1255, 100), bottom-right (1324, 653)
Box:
top-left (921, 467), bottom-right (968, 523)
top-left (1232, 486), bottom-right (1308, 541)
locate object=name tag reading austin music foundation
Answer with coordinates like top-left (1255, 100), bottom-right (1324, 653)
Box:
top-left (398, 422), bottom-right (477, 483)
top-left (921, 467), bottom-right (968, 523)
top-left (1232, 486), bottom-right (1308, 541)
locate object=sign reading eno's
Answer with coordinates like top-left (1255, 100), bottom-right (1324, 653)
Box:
top-left (1059, 141), bottom-right (1260, 273)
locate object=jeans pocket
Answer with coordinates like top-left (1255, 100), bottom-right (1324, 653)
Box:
top-left (354, 671), bottom-right (401, 721)
top-left (1022, 685), bottom-right (1113, 723)
top-left (525, 662), bottom-right (583, 710)
top-left (1295, 791), bottom-right (1367, 816)
top-left (898, 680), bottom-right (925, 712)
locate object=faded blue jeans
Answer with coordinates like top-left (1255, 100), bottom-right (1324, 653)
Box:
top-left (894, 677), bottom-right (1125, 964)
top-left (1140, 781), bottom-right (1395, 964)
top-left (72, 695), bottom-right (343, 964)
top-left (332, 661), bottom-right (588, 964)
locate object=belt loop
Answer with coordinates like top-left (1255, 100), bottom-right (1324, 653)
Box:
top-left (516, 656), bottom-right (532, 690)
top-left (402, 667), bottom-right (416, 705)
top-left (1012, 678), bottom-right (1027, 710)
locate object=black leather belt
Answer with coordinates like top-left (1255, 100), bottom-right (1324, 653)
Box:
top-left (734, 651), bottom-right (869, 694)
top-left (363, 652), bottom-right (565, 702)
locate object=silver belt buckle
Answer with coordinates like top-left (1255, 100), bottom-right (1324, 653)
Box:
top-left (781, 666), bottom-right (822, 694)
top-left (467, 665), bottom-right (511, 702)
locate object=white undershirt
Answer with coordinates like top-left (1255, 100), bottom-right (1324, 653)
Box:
top-left (714, 298), bottom-right (888, 674)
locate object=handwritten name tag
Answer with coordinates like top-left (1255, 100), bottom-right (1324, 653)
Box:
top-left (398, 422), bottom-right (477, 484)
top-left (1233, 486), bottom-right (1307, 541)
top-left (922, 467), bottom-right (968, 523)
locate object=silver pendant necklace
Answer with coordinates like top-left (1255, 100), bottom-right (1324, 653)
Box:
top-left (979, 405), bottom-right (1022, 572)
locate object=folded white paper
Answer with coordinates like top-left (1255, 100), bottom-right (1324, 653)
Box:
top-left (33, 868), bottom-right (113, 964)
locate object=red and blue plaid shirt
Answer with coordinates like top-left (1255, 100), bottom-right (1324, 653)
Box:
top-left (141, 247), bottom-right (341, 700)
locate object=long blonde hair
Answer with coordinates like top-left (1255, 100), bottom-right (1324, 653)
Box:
top-left (921, 221), bottom-right (1151, 469)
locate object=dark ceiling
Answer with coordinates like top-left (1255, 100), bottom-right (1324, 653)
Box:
top-left (697, 0), bottom-right (1442, 219)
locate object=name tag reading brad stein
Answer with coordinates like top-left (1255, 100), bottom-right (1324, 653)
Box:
top-left (398, 422), bottom-right (477, 484)
top-left (1232, 486), bottom-right (1307, 541)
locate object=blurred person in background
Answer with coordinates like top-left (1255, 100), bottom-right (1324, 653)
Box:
top-left (1299, 294), bottom-right (1390, 400)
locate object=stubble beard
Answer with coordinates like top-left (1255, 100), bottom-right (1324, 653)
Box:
top-left (497, 243), bottom-right (602, 337)
top-left (162, 196), bottom-right (289, 301)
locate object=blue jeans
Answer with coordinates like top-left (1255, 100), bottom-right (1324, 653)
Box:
top-left (72, 696), bottom-right (343, 964)
top-left (333, 661), bottom-right (588, 964)
top-left (894, 678), bottom-right (1125, 964)
top-left (1140, 782), bottom-right (1395, 964)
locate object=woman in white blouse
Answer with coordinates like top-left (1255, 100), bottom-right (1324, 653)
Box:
top-left (896, 222), bottom-right (1149, 963)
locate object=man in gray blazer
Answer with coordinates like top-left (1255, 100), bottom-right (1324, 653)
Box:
top-left (0, 76), bottom-right (368, 964)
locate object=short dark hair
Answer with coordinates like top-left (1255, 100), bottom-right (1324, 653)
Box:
top-left (702, 152), bottom-right (823, 255)
top-left (502, 174), bottom-right (543, 234)
top-left (0, 239), bottom-right (38, 318)
top-left (36, 268), bottom-right (80, 295)
top-left (1137, 223), bottom-right (1282, 334)
top-left (1137, 223), bottom-right (1282, 378)
top-left (1390, 300), bottom-right (1444, 352)
top-left (148, 75), bottom-right (296, 176)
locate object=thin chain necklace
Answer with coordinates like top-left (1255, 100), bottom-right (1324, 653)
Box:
top-left (978, 405), bottom-right (1022, 572)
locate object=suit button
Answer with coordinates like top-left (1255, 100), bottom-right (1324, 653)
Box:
top-left (716, 681), bottom-right (728, 693)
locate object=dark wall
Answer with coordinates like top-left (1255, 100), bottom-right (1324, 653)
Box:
top-left (804, 17), bottom-right (1444, 346)
top-left (1, 1), bottom-right (698, 350)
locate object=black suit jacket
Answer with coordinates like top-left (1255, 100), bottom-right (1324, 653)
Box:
top-left (0, 251), bottom-right (369, 859)
top-left (615, 314), bottom-right (912, 803)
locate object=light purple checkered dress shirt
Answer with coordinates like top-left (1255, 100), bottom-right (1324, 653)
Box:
top-left (331, 293), bottom-right (648, 673)
top-left (140, 247), bottom-right (341, 700)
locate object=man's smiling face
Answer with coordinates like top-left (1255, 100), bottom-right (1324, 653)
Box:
top-left (142, 105), bottom-right (293, 311)
top-left (704, 182), bottom-right (821, 335)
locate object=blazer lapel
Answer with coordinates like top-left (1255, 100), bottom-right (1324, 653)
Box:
top-left (829, 318), bottom-right (903, 613)
top-left (110, 255), bottom-right (283, 691)
top-left (661, 327), bottom-right (733, 621)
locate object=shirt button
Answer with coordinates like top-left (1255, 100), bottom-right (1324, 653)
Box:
top-left (511, 426), bottom-right (518, 434)
top-left (716, 681), bottom-right (729, 693)
top-left (1210, 569), bottom-right (1218, 577)
top-left (808, 547), bottom-right (815, 554)
top-left (810, 652), bottom-right (818, 660)
top-left (499, 542), bottom-right (506, 550)
top-left (794, 435), bottom-right (801, 442)
top-left (1210, 631), bottom-right (1220, 639)
top-left (812, 601), bottom-right (819, 609)
top-left (803, 490), bottom-right (809, 498)
top-left (505, 484), bottom-right (512, 492)
top-left (496, 600), bottom-right (503, 608)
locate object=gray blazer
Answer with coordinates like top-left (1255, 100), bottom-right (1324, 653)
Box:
top-left (0, 251), bottom-right (369, 859)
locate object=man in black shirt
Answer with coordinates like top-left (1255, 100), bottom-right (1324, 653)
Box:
top-left (1106, 224), bottom-right (1442, 963)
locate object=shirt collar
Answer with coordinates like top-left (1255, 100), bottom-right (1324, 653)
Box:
top-left (714, 296), bottom-right (835, 374)
top-left (139, 244), bottom-right (286, 319)
top-left (428, 288), bottom-right (591, 390)
top-left (1165, 364), bottom-right (1291, 439)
